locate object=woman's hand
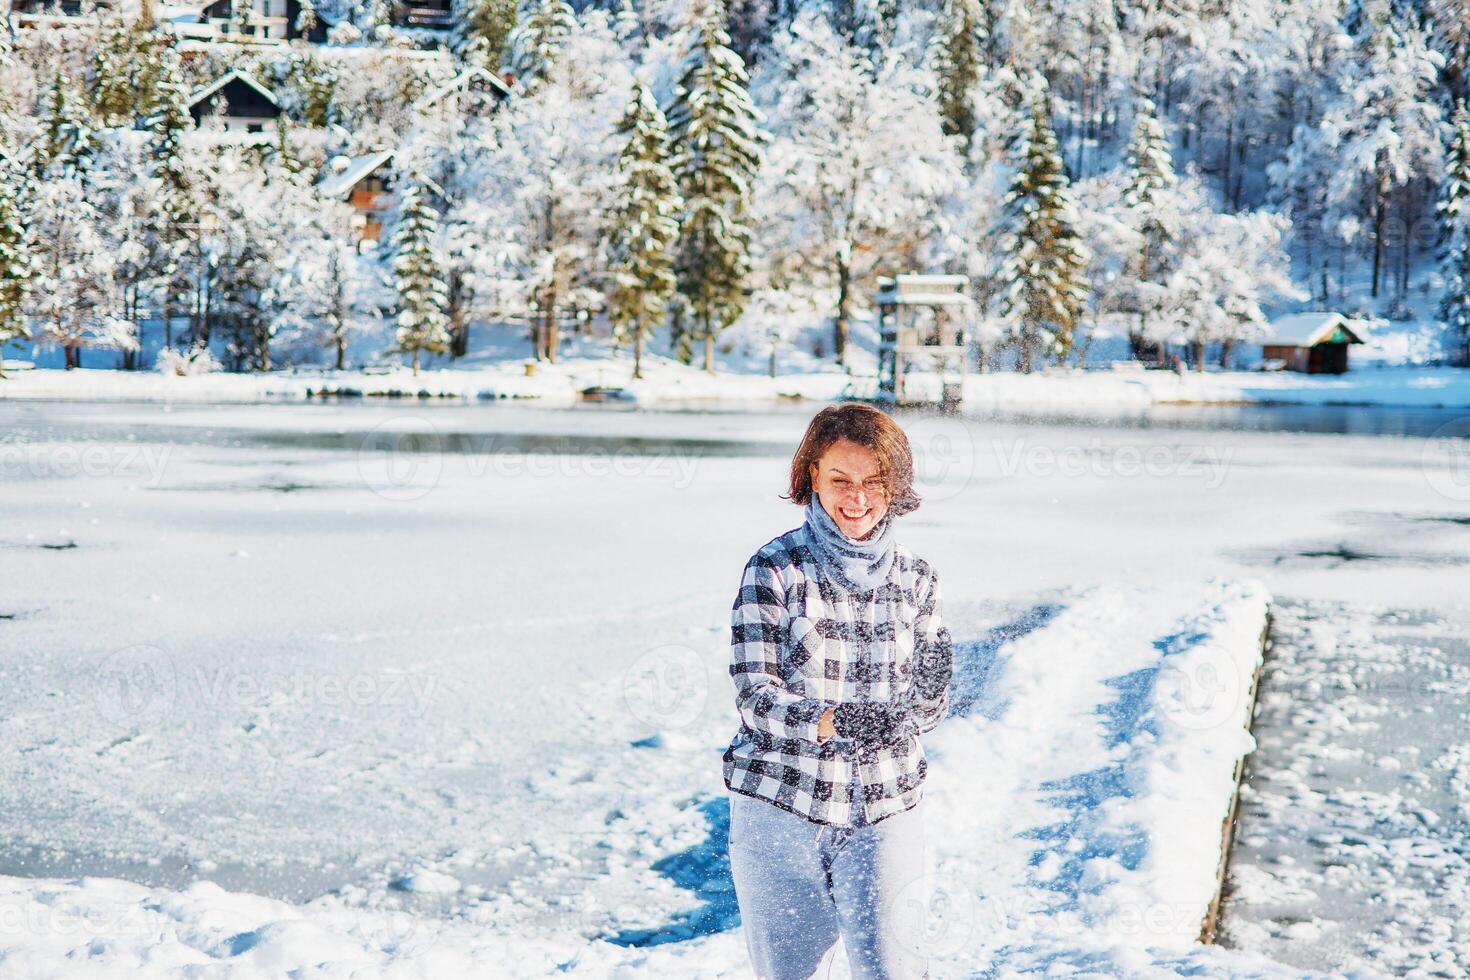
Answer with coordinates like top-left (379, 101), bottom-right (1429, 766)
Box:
top-left (817, 707), bottom-right (837, 743)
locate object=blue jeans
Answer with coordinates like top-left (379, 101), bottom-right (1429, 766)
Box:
top-left (727, 789), bottom-right (929, 980)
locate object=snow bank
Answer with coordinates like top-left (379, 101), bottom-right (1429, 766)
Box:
top-left (0, 579), bottom-right (1298, 977)
top-left (912, 577), bottom-right (1277, 973)
top-left (4, 359), bottom-right (1468, 413)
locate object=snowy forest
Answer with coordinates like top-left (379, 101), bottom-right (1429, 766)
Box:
top-left (1, 0), bottom-right (1468, 378)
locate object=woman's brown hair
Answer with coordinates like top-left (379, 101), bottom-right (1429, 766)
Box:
top-left (785, 403), bottom-right (920, 517)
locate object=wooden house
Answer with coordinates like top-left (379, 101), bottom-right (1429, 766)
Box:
top-left (194, 0), bottom-right (298, 39)
top-left (320, 149), bottom-right (398, 244)
top-left (876, 275), bottom-right (973, 409)
top-left (186, 69), bottom-right (281, 133)
top-left (413, 66), bottom-right (514, 118)
top-left (8, 0), bottom-right (116, 22)
top-left (395, 0), bottom-right (453, 28)
top-left (1260, 312), bottom-right (1365, 374)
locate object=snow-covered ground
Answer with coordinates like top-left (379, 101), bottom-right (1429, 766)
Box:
top-left (1222, 599), bottom-right (1470, 976)
top-left (3, 400), bottom-right (1468, 976)
top-left (4, 321), bottom-right (1469, 413)
top-left (5, 356), bottom-right (1470, 415)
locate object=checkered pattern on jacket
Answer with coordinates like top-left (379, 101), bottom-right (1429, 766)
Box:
top-left (722, 523), bottom-right (953, 826)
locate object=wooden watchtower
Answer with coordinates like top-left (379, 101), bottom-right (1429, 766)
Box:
top-left (875, 275), bottom-right (972, 409)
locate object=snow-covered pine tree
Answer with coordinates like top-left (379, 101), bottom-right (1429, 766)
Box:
top-left (1121, 95), bottom-right (1177, 363)
top-left (293, 50), bottom-right (337, 128)
top-left (233, 0), bottom-right (259, 38)
top-left (1426, 0), bottom-right (1469, 101)
top-left (0, 158), bottom-right (32, 379)
top-left (996, 90), bottom-right (1089, 372)
top-left (1323, 0), bottom-right (1443, 299)
top-left (28, 169), bottom-right (129, 370)
top-left (89, 14), bottom-right (138, 127)
top-left (507, 0), bottom-right (576, 89)
top-left (456, 0), bottom-right (517, 69)
top-left (1439, 100), bottom-right (1470, 367)
top-left (296, 0), bottom-right (318, 36)
top-left (391, 182), bottom-right (451, 375)
top-left (34, 67), bottom-right (96, 177)
top-left (147, 49), bottom-right (195, 352)
top-left (758, 11), bottom-right (961, 367)
top-left (929, 0), bottom-right (985, 147)
top-left (612, 0), bottom-right (640, 46)
top-left (272, 115), bottom-right (303, 175)
top-left (607, 79), bottom-right (682, 380)
top-left (666, 0), bottom-right (761, 372)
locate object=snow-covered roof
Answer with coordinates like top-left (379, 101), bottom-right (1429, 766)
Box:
top-left (320, 148), bottom-right (396, 199)
top-left (187, 69), bottom-right (279, 109)
top-left (876, 274), bottom-right (974, 307)
top-left (414, 66), bottom-right (513, 110)
top-left (156, 2), bottom-right (203, 22)
top-left (1260, 312), bottom-right (1364, 347)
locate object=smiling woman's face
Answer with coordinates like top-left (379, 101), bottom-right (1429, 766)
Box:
top-left (808, 438), bottom-right (889, 541)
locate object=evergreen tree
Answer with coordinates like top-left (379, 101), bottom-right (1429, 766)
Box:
top-left (89, 14), bottom-right (139, 127)
top-left (1426, 0), bottom-right (1469, 101)
top-left (612, 0), bottom-right (640, 45)
top-left (0, 159), bottom-right (32, 379)
top-left (1121, 95), bottom-right (1177, 363)
top-left (996, 92), bottom-right (1089, 372)
top-left (507, 0), bottom-right (576, 88)
top-left (456, 0), bottom-right (517, 69)
top-left (28, 170), bottom-right (127, 370)
top-left (1439, 100), bottom-right (1470, 367)
top-left (147, 49), bottom-right (195, 352)
top-left (1325, 0), bottom-right (1443, 299)
top-left (84, 15), bottom-right (161, 126)
top-left (293, 50), bottom-right (337, 128)
top-left (929, 0), bottom-right (985, 147)
top-left (34, 68), bottom-right (96, 177)
top-left (607, 80), bottom-right (682, 380)
top-left (760, 11), bottom-right (961, 367)
top-left (391, 182), bottom-right (451, 375)
top-left (665, 0), bottom-right (761, 372)
top-left (234, 0), bottom-right (259, 38)
top-left (296, 0), bottom-right (318, 35)
top-left (271, 115), bottom-right (303, 175)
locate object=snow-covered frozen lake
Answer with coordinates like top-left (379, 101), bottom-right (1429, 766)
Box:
top-left (3, 399), bottom-right (1469, 975)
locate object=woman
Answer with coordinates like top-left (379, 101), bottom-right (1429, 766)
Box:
top-left (724, 403), bottom-right (954, 980)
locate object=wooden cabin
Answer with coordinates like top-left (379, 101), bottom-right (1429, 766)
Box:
top-left (1260, 312), bottom-right (1365, 374)
top-left (193, 0), bottom-right (301, 39)
top-left (187, 69), bottom-right (281, 133)
top-left (876, 275), bottom-right (973, 409)
top-left (320, 149), bottom-right (398, 244)
top-left (396, 0), bottom-right (453, 28)
top-left (162, 0), bottom-right (320, 41)
top-left (8, 0), bottom-right (116, 21)
top-left (414, 67), bottom-right (514, 118)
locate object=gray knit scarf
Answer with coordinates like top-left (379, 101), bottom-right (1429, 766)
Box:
top-left (803, 492), bottom-right (897, 593)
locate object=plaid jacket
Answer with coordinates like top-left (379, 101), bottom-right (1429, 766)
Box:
top-left (722, 523), bottom-right (953, 826)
